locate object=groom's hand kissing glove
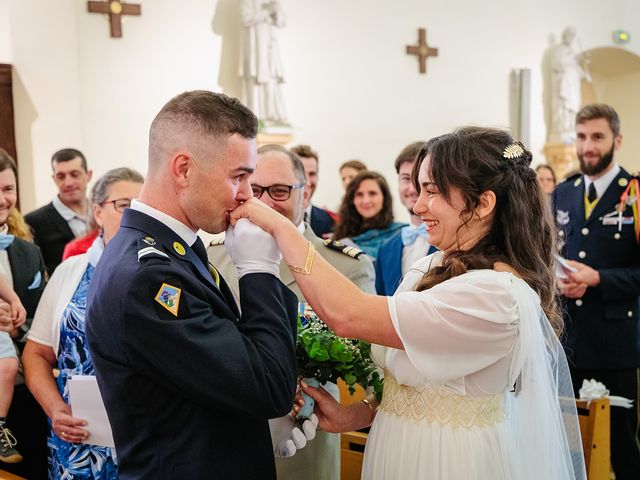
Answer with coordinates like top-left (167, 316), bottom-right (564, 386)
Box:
top-left (225, 218), bottom-right (282, 278)
top-left (270, 413), bottom-right (319, 458)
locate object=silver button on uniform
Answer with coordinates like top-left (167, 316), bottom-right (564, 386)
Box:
top-left (628, 311), bottom-right (633, 318)
top-left (614, 233), bottom-right (621, 240)
top-left (581, 228), bottom-right (589, 235)
top-left (576, 300), bottom-right (583, 307)
top-left (578, 251), bottom-right (586, 259)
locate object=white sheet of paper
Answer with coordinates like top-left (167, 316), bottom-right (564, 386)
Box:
top-left (555, 254), bottom-right (577, 279)
top-left (68, 375), bottom-right (115, 448)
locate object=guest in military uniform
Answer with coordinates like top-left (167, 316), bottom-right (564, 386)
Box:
top-left (553, 103), bottom-right (640, 480)
top-left (85, 91), bottom-right (299, 480)
top-left (208, 144), bottom-right (375, 480)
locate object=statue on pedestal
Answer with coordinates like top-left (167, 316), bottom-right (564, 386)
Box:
top-left (239, 0), bottom-right (290, 130)
top-left (549, 27), bottom-right (590, 144)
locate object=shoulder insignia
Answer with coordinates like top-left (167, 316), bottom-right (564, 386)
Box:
top-left (322, 239), bottom-right (364, 259)
top-left (573, 177), bottom-right (582, 187)
top-left (209, 237), bottom-right (225, 247)
top-left (137, 237), bottom-right (170, 262)
top-left (138, 246), bottom-right (170, 262)
top-left (619, 177), bottom-right (629, 187)
top-left (155, 283), bottom-right (181, 317)
top-left (142, 236), bottom-right (156, 246)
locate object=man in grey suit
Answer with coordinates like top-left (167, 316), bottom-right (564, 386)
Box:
top-left (208, 144), bottom-right (375, 480)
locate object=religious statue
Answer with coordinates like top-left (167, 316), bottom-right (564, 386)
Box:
top-left (239, 0), bottom-right (290, 128)
top-left (549, 26), bottom-right (590, 144)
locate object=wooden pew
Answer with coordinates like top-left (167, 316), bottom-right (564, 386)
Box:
top-left (338, 379), bottom-right (367, 480)
top-left (576, 398), bottom-right (611, 480)
top-left (0, 469), bottom-right (26, 480)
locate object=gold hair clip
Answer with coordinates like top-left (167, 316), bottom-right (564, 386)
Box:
top-left (503, 143), bottom-right (524, 159)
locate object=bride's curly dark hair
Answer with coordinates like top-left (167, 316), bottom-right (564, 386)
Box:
top-left (412, 127), bottom-right (562, 335)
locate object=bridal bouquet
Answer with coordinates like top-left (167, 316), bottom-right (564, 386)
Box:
top-left (296, 303), bottom-right (383, 420)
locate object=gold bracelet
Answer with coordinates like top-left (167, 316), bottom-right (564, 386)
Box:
top-left (285, 241), bottom-right (315, 275)
top-left (361, 398), bottom-right (377, 424)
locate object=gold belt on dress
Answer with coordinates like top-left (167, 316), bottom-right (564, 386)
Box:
top-left (378, 373), bottom-right (506, 429)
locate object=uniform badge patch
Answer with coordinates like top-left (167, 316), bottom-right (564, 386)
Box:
top-left (155, 283), bottom-right (181, 316)
top-left (173, 242), bottom-right (186, 255)
top-left (556, 210), bottom-right (570, 225)
top-left (142, 236), bottom-right (156, 246)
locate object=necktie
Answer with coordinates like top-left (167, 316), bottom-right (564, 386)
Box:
top-left (401, 224), bottom-right (427, 247)
top-left (192, 236), bottom-right (220, 287)
top-left (191, 236), bottom-right (209, 269)
top-left (0, 234), bottom-right (15, 250)
top-left (587, 183), bottom-right (598, 203)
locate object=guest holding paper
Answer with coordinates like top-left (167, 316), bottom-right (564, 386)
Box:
top-left (22, 168), bottom-right (143, 479)
top-left (231, 127), bottom-right (586, 479)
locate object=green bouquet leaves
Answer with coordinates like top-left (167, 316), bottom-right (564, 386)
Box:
top-left (297, 303), bottom-right (383, 400)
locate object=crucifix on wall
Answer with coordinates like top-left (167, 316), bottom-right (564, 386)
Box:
top-left (406, 28), bottom-right (438, 74)
top-left (87, 1), bottom-right (141, 38)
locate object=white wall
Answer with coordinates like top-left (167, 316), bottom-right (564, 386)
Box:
top-left (599, 70), bottom-right (640, 172)
top-left (6, 0), bottom-right (640, 217)
top-left (0, 0), bottom-right (11, 62)
top-left (7, 0), bottom-right (84, 210)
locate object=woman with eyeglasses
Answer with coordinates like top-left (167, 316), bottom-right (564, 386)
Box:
top-left (21, 167), bottom-right (143, 480)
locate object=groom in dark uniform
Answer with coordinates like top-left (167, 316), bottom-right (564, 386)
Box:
top-left (86, 91), bottom-right (298, 480)
top-left (553, 103), bottom-right (640, 480)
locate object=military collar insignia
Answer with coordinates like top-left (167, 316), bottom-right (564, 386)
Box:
top-left (142, 236), bottom-right (156, 246)
top-left (155, 283), bottom-right (181, 317)
top-left (556, 210), bottom-right (570, 225)
top-left (173, 241), bottom-right (186, 255)
top-left (574, 177), bottom-right (582, 187)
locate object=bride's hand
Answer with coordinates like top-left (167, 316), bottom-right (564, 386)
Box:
top-left (301, 382), bottom-right (362, 433)
top-left (230, 198), bottom-right (289, 237)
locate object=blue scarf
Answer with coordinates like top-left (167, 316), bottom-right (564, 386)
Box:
top-left (352, 222), bottom-right (406, 260)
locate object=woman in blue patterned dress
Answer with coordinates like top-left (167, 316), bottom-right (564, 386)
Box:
top-left (22, 168), bottom-right (143, 479)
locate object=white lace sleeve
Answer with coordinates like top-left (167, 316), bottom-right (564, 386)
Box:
top-left (387, 270), bottom-right (519, 383)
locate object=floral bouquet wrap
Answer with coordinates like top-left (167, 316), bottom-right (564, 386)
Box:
top-left (296, 302), bottom-right (383, 421)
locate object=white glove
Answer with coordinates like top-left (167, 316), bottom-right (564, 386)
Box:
top-left (269, 413), bottom-right (319, 458)
top-left (225, 219), bottom-right (282, 279)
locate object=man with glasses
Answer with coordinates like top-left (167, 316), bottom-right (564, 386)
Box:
top-left (25, 148), bottom-right (93, 274)
top-left (208, 144), bottom-right (375, 480)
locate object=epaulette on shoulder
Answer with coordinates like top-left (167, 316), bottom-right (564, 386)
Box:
top-left (561, 171), bottom-right (582, 188)
top-left (137, 236), bottom-right (169, 262)
top-left (209, 237), bottom-right (225, 247)
top-left (322, 239), bottom-right (364, 259)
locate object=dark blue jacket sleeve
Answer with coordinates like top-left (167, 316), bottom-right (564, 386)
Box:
top-left (121, 265), bottom-right (298, 419)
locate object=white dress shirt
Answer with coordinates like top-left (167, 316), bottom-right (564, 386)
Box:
top-left (130, 199), bottom-right (198, 247)
top-left (52, 195), bottom-right (91, 238)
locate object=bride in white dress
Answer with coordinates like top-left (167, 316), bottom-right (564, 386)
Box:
top-left (231, 127), bottom-right (586, 479)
